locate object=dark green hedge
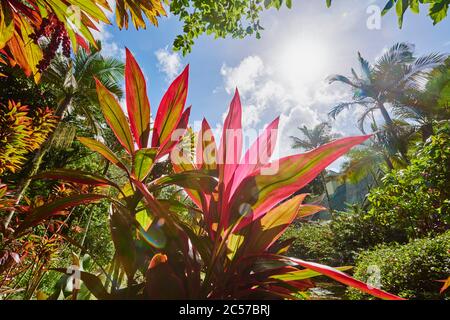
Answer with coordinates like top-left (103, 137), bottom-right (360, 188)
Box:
top-left (347, 231), bottom-right (450, 300)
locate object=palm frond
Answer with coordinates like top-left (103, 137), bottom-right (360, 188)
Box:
top-left (327, 74), bottom-right (356, 87)
top-left (357, 52), bottom-right (372, 80)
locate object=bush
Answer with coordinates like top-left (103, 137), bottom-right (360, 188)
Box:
top-left (285, 122), bottom-right (450, 266)
top-left (347, 231), bottom-right (450, 300)
top-left (284, 209), bottom-right (408, 265)
top-left (366, 122), bottom-right (450, 238)
top-left (283, 222), bottom-right (337, 265)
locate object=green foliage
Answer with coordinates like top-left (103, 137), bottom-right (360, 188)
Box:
top-left (381, 0), bottom-right (450, 27)
top-left (282, 222), bottom-right (337, 265)
top-left (326, 0), bottom-right (450, 27)
top-left (283, 209), bottom-right (408, 266)
top-left (366, 121), bottom-right (450, 238)
top-left (285, 122), bottom-right (450, 274)
top-left (170, 0), bottom-right (298, 55)
top-left (348, 231), bottom-right (450, 300)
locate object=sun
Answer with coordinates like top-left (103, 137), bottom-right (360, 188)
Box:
top-left (276, 37), bottom-right (330, 86)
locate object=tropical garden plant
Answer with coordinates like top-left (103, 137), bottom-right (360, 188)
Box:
top-left (14, 49), bottom-right (406, 300)
top-left (290, 122), bottom-right (340, 213)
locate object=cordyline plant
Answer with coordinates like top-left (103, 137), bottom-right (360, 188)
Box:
top-left (28, 49), bottom-right (404, 300)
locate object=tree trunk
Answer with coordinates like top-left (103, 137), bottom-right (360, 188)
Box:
top-left (320, 172), bottom-right (334, 217)
top-left (377, 101), bottom-right (394, 126)
top-left (377, 101), bottom-right (409, 164)
top-left (420, 122), bottom-right (434, 142)
top-left (4, 96), bottom-right (72, 229)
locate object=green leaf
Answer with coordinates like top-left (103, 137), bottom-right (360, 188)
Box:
top-left (52, 268), bottom-right (110, 300)
top-left (16, 194), bottom-right (108, 234)
top-left (109, 204), bottom-right (137, 280)
top-left (77, 137), bottom-right (128, 172)
top-left (125, 48), bottom-right (151, 148)
top-left (95, 78), bottom-right (135, 154)
top-left (33, 169), bottom-right (120, 190)
top-left (149, 170), bottom-right (218, 193)
top-left (132, 148), bottom-right (157, 181)
top-left (270, 266), bottom-right (353, 281)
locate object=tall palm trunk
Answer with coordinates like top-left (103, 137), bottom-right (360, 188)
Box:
top-left (420, 122), bottom-right (434, 142)
top-left (4, 96), bottom-right (72, 229)
top-left (377, 101), bottom-right (409, 164)
top-left (320, 172), bottom-right (334, 217)
top-left (377, 101), bottom-right (394, 126)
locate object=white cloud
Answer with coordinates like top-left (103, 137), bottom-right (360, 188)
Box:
top-left (91, 19), bottom-right (124, 60)
top-left (219, 54), bottom-right (362, 171)
top-left (155, 47), bottom-right (182, 81)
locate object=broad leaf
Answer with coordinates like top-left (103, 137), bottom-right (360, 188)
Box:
top-left (78, 137), bottom-right (128, 172)
top-left (96, 78), bottom-right (135, 154)
top-left (132, 148), bottom-right (157, 181)
top-left (152, 66), bottom-right (189, 148)
top-left (16, 194), bottom-right (107, 233)
top-left (229, 135), bottom-right (371, 229)
top-left (33, 169), bottom-right (120, 190)
top-left (125, 48), bottom-right (151, 148)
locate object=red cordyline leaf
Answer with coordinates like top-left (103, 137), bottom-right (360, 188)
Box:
top-left (125, 48), bottom-right (151, 148)
top-left (218, 89), bottom-right (242, 191)
top-left (230, 116), bottom-right (279, 196)
top-left (152, 66), bottom-right (189, 148)
top-left (95, 78), bottom-right (135, 154)
top-left (241, 194), bottom-right (308, 255)
top-left (230, 134), bottom-right (372, 231)
top-left (157, 106), bottom-right (191, 159)
top-left (196, 119), bottom-right (217, 171)
top-left (177, 90), bottom-right (371, 233)
top-left (16, 194), bottom-right (108, 234)
top-left (287, 257), bottom-right (406, 300)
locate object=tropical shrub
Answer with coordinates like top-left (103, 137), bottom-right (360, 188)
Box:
top-left (0, 101), bottom-right (57, 175)
top-left (283, 209), bottom-right (408, 266)
top-left (366, 121), bottom-right (450, 238)
top-left (348, 231), bottom-right (450, 300)
top-left (25, 49), bottom-right (404, 300)
top-left (0, 181), bottom-right (85, 299)
top-left (282, 222), bottom-right (337, 266)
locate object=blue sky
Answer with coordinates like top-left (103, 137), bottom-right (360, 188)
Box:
top-left (95, 0), bottom-right (450, 170)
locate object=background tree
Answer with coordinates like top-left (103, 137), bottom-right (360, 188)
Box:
top-left (290, 122), bottom-right (340, 213)
top-left (326, 0), bottom-right (450, 27)
top-left (3, 45), bottom-right (124, 229)
top-left (328, 42), bottom-right (446, 162)
top-left (391, 57), bottom-right (450, 140)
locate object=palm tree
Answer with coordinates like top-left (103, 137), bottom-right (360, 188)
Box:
top-left (328, 42), bottom-right (446, 162)
top-left (290, 122), bottom-right (340, 214)
top-left (42, 44), bottom-right (124, 129)
top-left (391, 57), bottom-right (450, 141)
top-left (4, 44), bottom-right (124, 229)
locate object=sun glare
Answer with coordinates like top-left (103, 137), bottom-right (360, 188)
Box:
top-left (276, 38), bottom-right (330, 86)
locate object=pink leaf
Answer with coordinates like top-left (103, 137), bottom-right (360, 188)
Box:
top-left (152, 66), bottom-right (189, 148)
